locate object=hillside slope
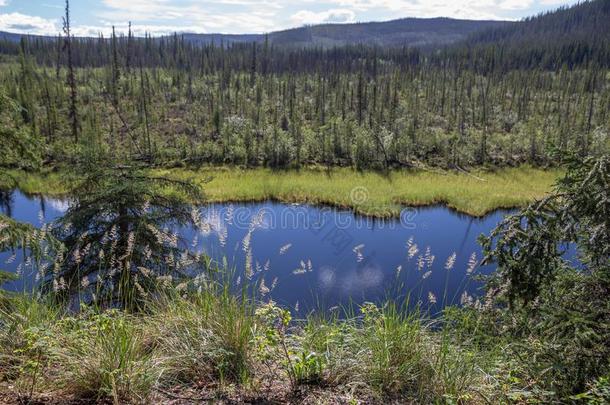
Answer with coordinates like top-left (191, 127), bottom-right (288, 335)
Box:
top-left (1, 17), bottom-right (508, 49)
top-left (463, 0), bottom-right (610, 67)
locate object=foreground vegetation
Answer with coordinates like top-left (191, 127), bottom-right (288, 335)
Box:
top-left (0, 286), bottom-right (587, 404)
top-left (2, 165), bottom-right (560, 217)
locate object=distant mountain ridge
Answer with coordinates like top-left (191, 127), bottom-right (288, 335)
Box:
top-left (183, 18), bottom-right (510, 48)
top-left (1, 0), bottom-right (607, 55)
top-left (0, 17), bottom-right (510, 48)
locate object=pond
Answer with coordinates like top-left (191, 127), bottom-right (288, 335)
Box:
top-left (0, 189), bottom-right (514, 313)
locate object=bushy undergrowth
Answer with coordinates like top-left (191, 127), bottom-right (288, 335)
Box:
top-left (1, 286), bottom-right (606, 404)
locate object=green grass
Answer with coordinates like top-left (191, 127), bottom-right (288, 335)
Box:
top-left (0, 169), bottom-right (70, 196)
top-left (0, 275), bottom-right (606, 403)
top-left (0, 290), bottom-right (493, 403)
top-left (157, 166), bottom-right (561, 217)
top-left (2, 166), bottom-right (561, 217)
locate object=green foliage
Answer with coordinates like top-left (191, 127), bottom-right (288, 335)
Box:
top-left (0, 294), bottom-right (62, 398)
top-left (59, 309), bottom-right (158, 403)
top-left (0, 213), bottom-right (61, 261)
top-left (478, 154), bottom-right (610, 397)
top-left (1, 42), bottom-right (608, 170)
top-left (355, 302), bottom-right (428, 396)
top-left (482, 155), bottom-right (610, 304)
top-left (0, 92), bottom-right (42, 170)
top-left (50, 164), bottom-right (204, 309)
top-left (0, 270), bottom-right (16, 309)
top-left (573, 375), bottom-right (610, 404)
top-left (151, 284), bottom-right (256, 386)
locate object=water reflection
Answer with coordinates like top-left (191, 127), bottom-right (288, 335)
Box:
top-left (0, 190), bottom-right (513, 312)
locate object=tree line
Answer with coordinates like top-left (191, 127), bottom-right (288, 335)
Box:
top-left (0, 0), bottom-right (608, 170)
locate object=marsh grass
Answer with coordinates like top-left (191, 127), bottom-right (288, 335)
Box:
top-left (4, 166), bottom-right (560, 217)
top-left (0, 285), bottom-right (497, 403)
top-left (0, 294), bottom-right (62, 399)
top-left (0, 269), bottom-right (593, 404)
top-left (149, 283), bottom-right (257, 387)
top-left (160, 166), bottom-right (561, 217)
top-left (58, 310), bottom-right (158, 404)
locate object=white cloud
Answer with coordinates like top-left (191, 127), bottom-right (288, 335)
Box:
top-left (0, 0), bottom-right (580, 36)
top-left (298, 0), bottom-right (529, 20)
top-left (498, 0), bottom-right (534, 10)
top-left (98, 0), bottom-right (280, 33)
top-left (0, 12), bottom-right (58, 35)
top-left (291, 8), bottom-right (356, 26)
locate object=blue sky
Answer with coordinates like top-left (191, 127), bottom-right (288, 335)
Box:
top-left (0, 0), bottom-right (580, 36)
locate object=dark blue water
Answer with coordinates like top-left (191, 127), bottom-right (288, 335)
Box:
top-left (0, 190), bottom-right (512, 313)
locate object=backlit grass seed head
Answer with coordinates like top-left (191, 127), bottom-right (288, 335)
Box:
top-left (425, 247), bottom-right (435, 268)
top-left (242, 231), bottom-right (252, 252)
top-left (445, 252), bottom-right (457, 270)
top-left (279, 243), bottom-right (292, 255)
top-left (271, 277), bottom-right (278, 291)
top-left (225, 205), bottom-right (234, 225)
top-left (245, 250), bottom-right (253, 279)
top-left (126, 232), bottom-right (136, 255)
top-left (293, 260), bottom-right (307, 275)
top-left (466, 252), bottom-right (478, 274)
top-left (134, 280), bottom-right (147, 297)
top-left (408, 243), bottom-right (419, 259)
top-left (460, 291), bottom-right (474, 306)
top-left (137, 267), bottom-right (152, 277)
top-left (218, 226), bottom-right (227, 247)
top-left (259, 277), bottom-right (270, 296)
top-left (417, 255), bottom-right (425, 271)
top-left (72, 247), bottom-right (82, 265)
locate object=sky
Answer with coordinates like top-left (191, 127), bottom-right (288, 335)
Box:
top-left (0, 0), bottom-right (581, 37)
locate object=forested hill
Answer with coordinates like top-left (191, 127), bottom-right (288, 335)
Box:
top-left (462, 0), bottom-right (610, 68)
top-left (184, 18), bottom-right (509, 48)
top-left (0, 17), bottom-right (508, 49)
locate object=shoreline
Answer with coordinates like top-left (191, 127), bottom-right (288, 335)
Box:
top-left (2, 166), bottom-right (562, 217)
